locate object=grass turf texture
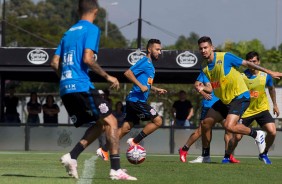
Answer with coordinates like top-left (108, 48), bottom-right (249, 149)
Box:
top-left (0, 152), bottom-right (281, 184)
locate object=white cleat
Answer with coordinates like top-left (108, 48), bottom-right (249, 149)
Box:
top-left (60, 153), bottom-right (79, 179)
top-left (126, 138), bottom-right (138, 147)
top-left (110, 169), bottom-right (137, 181)
top-left (255, 130), bottom-right (266, 154)
top-left (189, 156), bottom-right (211, 163)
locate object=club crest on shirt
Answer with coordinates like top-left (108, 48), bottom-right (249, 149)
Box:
top-left (217, 60), bottom-right (222, 64)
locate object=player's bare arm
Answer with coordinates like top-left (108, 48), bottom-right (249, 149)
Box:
top-left (151, 86), bottom-right (167, 94)
top-left (242, 60), bottom-right (282, 79)
top-left (124, 69), bottom-right (148, 92)
top-left (51, 55), bottom-right (61, 77)
top-left (268, 86), bottom-right (280, 117)
top-left (194, 81), bottom-right (212, 93)
top-left (84, 49), bottom-right (120, 89)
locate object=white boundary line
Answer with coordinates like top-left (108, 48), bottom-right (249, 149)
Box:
top-left (77, 156), bottom-right (98, 184)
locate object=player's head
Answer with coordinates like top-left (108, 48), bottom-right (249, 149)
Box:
top-left (198, 36), bottom-right (214, 59)
top-left (146, 39), bottom-right (162, 61)
top-left (78, 0), bottom-right (99, 18)
top-left (246, 51), bottom-right (260, 72)
top-left (246, 51), bottom-right (260, 63)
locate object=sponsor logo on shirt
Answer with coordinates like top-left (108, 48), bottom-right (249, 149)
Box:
top-left (147, 77), bottom-right (153, 85)
top-left (127, 49), bottom-right (146, 65)
top-left (64, 84), bottom-right (76, 91)
top-left (211, 81), bottom-right (221, 89)
top-left (69, 26), bottom-right (83, 31)
top-left (27, 49), bottom-right (49, 65)
top-left (61, 70), bottom-right (72, 80)
top-left (63, 51), bottom-right (75, 66)
top-left (250, 90), bottom-right (259, 98)
top-left (176, 51), bottom-right (198, 68)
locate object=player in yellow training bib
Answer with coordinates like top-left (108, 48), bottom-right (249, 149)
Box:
top-left (196, 36), bottom-right (282, 164)
top-left (232, 51), bottom-right (279, 164)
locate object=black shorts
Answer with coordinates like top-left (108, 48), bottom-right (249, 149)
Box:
top-left (211, 97), bottom-right (250, 119)
top-left (241, 110), bottom-right (274, 127)
top-left (124, 101), bottom-right (159, 125)
top-left (61, 89), bottom-right (112, 127)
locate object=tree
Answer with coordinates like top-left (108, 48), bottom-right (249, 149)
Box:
top-left (165, 32), bottom-right (200, 51)
top-left (4, 0), bottom-right (127, 48)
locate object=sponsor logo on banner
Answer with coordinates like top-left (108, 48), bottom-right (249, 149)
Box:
top-left (27, 49), bottom-right (49, 65)
top-left (127, 49), bottom-right (146, 65)
top-left (176, 51), bottom-right (198, 68)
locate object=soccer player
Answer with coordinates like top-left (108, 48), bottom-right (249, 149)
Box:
top-left (232, 51), bottom-right (279, 164)
top-left (196, 36), bottom-right (282, 163)
top-left (179, 72), bottom-right (239, 163)
top-left (97, 39), bottom-right (167, 160)
top-left (51, 0), bottom-right (136, 180)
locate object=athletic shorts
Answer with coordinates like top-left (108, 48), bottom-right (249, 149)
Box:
top-left (124, 101), bottom-right (159, 125)
top-left (61, 89), bottom-right (112, 127)
top-left (241, 110), bottom-right (274, 127)
top-left (211, 96), bottom-right (250, 119)
top-left (200, 107), bottom-right (210, 120)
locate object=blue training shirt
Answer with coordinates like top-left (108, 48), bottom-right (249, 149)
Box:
top-left (126, 57), bottom-right (155, 102)
top-left (207, 52), bottom-right (250, 99)
top-left (55, 20), bottom-right (101, 96)
top-left (197, 72), bottom-right (219, 108)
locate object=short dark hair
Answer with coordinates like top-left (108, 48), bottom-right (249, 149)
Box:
top-left (179, 90), bottom-right (186, 95)
top-left (78, 0), bottom-right (99, 16)
top-left (246, 51), bottom-right (260, 61)
top-left (146, 39), bottom-right (161, 53)
top-left (198, 36), bottom-right (212, 45)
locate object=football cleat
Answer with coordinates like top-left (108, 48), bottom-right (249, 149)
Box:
top-left (178, 148), bottom-right (188, 163)
top-left (255, 130), bottom-right (266, 154)
top-left (96, 147), bottom-right (109, 161)
top-left (230, 154), bottom-right (240, 163)
top-left (126, 138), bottom-right (139, 147)
top-left (110, 169), bottom-right (137, 180)
top-left (259, 154), bottom-right (272, 164)
top-left (221, 157), bottom-right (231, 164)
top-left (60, 153), bottom-right (79, 179)
top-left (189, 156), bottom-right (211, 163)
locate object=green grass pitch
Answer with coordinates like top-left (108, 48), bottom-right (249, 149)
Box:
top-left (0, 152), bottom-right (281, 184)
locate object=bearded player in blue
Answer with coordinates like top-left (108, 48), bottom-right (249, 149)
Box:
top-left (51, 0), bottom-right (136, 181)
top-left (97, 39), bottom-right (167, 157)
top-left (123, 39), bottom-right (167, 147)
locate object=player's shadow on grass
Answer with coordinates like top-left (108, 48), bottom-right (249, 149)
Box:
top-left (2, 174), bottom-right (71, 179)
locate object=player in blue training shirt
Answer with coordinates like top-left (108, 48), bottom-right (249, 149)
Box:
top-left (121, 39), bottom-right (167, 146)
top-left (51, 0), bottom-right (136, 181)
top-left (96, 39), bottom-right (167, 160)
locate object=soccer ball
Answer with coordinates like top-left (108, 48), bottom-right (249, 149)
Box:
top-left (126, 145), bottom-right (146, 164)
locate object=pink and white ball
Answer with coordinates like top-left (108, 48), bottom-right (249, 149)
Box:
top-left (126, 145), bottom-right (146, 165)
